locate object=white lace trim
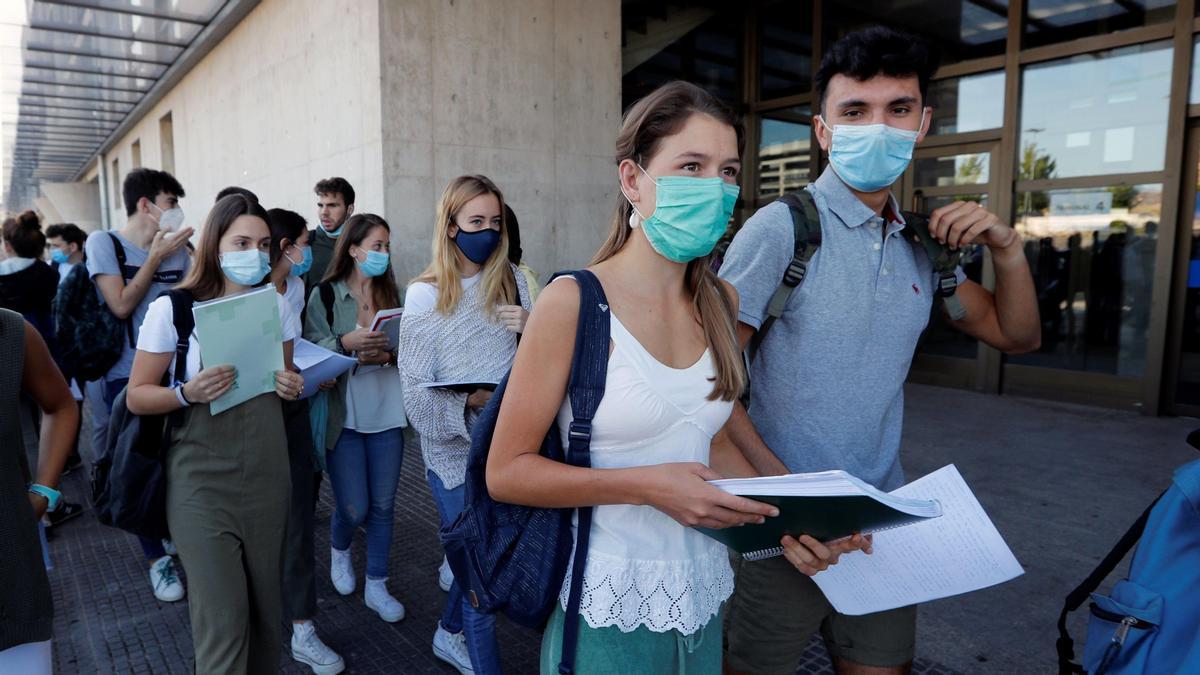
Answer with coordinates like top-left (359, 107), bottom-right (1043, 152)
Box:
top-left (558, 545), bottom-right (734, 635)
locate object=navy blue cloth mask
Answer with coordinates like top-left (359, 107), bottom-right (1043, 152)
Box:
top-left (454, 228), bottom-right (502, 265)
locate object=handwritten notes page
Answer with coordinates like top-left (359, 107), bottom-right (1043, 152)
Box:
top-left (811, 464), bottom-right (1024, 616)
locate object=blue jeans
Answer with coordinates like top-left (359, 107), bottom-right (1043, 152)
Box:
top-left (102, 377), bottom-right (166, 561)
top-left (327, 427), bottom-right (404, 579)
top-left (427, 469), bottom-right (502, 674)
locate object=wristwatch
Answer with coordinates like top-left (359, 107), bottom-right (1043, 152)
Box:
top-left (28, 483), bottom-right (62, 513)
top-left (335, 334), bottom-right (348, 355)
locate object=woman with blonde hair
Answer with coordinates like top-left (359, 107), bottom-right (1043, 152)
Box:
top-left (398, 174), bottom-right (532, 674)
top-left (485, 81), bottom-right (868, 674)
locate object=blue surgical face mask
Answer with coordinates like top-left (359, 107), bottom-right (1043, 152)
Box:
top-left (319, 222), bottom-right (343, 238)
top-left (219, 249), bottom-right (270, 286)
top-left (285, 246), bottom-right (313, 277)
top-left (819, 116), bottom-right (923, 193)
top-left (50, 249), bottom-right (70, 265)
top-left (354, 248), bottom-right (390, 278)
top-left (624, 164), bottom-right (739, 263)
top-left (453, 228), bottom-right (502, 265)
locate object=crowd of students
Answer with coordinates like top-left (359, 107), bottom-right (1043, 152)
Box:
top-left (0, 27), bottom-right (1039, 675)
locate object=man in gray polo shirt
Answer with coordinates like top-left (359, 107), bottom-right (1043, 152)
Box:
top-left (721, 27), bottom-right (1039, 675)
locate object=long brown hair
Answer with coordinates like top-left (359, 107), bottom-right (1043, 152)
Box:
top-left (412, 175), bottom-right (516, 317)
top-left (177, 195), bottom-right (271, 301)
top-left (593, 80), bottom-right (746, 401)
top-left (321, 213), bottom-right (402, 311)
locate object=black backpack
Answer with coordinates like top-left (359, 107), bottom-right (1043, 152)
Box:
top-left (53, 232), bottom-right (133, 382)
top-left (90, 289), bottom-right (194, 541)
top-left (743, 189), bottom-right (966, 360)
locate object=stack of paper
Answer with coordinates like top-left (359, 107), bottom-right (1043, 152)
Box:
top-left (810, 464), bottom-right (1025, 615)
top-left (293, 338), bottom-right (357, 398)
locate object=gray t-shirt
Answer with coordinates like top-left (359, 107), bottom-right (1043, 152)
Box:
top-left (84, 230), bottom-right (191, 382)
top-left (720, 168), bottom-right (962, 490)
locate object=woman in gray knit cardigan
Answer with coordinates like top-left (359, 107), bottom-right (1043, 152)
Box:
top-left (397, 175), bottom-right (532, 675)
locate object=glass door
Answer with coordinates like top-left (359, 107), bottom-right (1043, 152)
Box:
top-left (1165, 124), bottom-right (1200, 415)
top-left (900, 141), bottom-right (999, 389)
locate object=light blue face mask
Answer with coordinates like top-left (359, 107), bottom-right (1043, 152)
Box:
top-left (625, 164), bottom-right (740, 263)
top-left (286, 246), bottom-right (313, 277)
top-left (50, 249), bottom-right (70, 265)
top-left (819, 116), bottom-right (923, 193)
top-left (219, 249), bottom-right (270, 286)
top-left (355, 248), bottom-right (390, 278)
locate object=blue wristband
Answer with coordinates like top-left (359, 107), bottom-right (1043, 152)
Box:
top-left (28, 483), bottom-right (61, 513)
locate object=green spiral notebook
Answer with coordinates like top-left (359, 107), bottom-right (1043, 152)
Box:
top-left (696, 470), bottom-right (943, 560)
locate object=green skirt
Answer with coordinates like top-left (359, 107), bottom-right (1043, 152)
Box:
top-left (539, 603), bottom-right (723, 675)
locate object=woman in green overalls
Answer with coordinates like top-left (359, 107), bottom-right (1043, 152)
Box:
top-left (127, 194), bottom-right (305, 674)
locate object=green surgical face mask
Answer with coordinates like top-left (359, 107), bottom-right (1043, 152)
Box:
top-left (624, 164), bottom-right (739, 263)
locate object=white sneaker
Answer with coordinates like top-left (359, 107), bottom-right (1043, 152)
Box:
top-left (330, 547), bottom-right (355, 596)
top-left (291, 621), bottom-right (345, 675)
top-left (438, 556), bottom-right (453, 592)
top-left (363, 577), bottom-right (405, 623)
top-left (432, 623), bottom-right (474, 674)
top-left (149, 555), bottom-right (185, 602)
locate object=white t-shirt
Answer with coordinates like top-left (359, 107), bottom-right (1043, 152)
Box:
top-left (136, 292), bottom-right (300, 381)
top-left (57, 261), bottom-right (78, 286)
top-left (403, 272), bottom-right (480, 314)
top-left (280, 275), bottom-right (305, 337)
top-left (343, 323), bottom-right (407, 432)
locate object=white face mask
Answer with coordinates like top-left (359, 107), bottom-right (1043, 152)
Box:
top-left (150, 202), bottom-right (185, 232)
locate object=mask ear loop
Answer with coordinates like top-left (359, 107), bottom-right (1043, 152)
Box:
top-left (620, 162), bottom-right (657, 229)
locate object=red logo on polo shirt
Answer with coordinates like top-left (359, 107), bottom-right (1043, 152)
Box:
top-left (912, 284), bottom-right (920, 295)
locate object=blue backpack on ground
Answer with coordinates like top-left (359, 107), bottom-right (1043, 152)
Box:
top-left (440, 269), bottom-right (610, 675)
top-left (1056, 435), bottom-right (1200, 675)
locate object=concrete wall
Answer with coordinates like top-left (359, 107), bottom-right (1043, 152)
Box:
top-left (41, 182), bottom-right (103, 232)
top-left (378, 0), bottom-right (622, 285)
top-left (99, 0), bottom-right (385, 233)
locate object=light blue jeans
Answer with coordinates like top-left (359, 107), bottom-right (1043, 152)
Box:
top-left (427, 469), bottom-right (502, 674)
top-left (327, 427), bottom-right (404, 579)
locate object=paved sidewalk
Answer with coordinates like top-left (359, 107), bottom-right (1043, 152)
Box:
top-left (36, 383), bottom-right (1197, 673)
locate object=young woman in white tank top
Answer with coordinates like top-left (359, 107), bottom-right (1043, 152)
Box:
top-left (487, 82), bottom-right (869, 675)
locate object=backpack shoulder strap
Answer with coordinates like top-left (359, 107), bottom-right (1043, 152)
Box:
top-left (165, 289), bottom-right (195, 386)
top-left (902, 212), bottom-right (968, 321)
top-left (546, 268), bottom-right (611, 675)
top-left (106, 232), bottom-right (137, 348)
top-left (749, 189), bottom-right (821, 361)
top-left (1055, 492), bottom-right (1163, 674)
top-left (319, 282), bottom-right (335, 329)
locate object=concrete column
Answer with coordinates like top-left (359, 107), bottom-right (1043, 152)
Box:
top-left (378, 0), bottom-right (622, 285)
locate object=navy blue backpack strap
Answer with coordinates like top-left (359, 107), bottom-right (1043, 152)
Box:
top-left (548, 269), bottom-right (611, 675)
top-left (165, 289), bottom-right (195, 428)
top-left (319, 282), bottom-right (335, 329)
top-left (107, 232), bottom-right (136, 348)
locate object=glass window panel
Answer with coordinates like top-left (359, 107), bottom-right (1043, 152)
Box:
top-left (825, 1), bottom-right (1006, 65)
top-left (928, 71), bottom-right (1004, 135)
top-left (757, 110), bottom-right (812, 203)
top-left (1176, 159), bottom-right (1200, 404)
top-left (1024, 0), bottom-right (1175, 49)
top-left (1191, 36), bottom-right (1200, 105)
top-left (914, 152), bottom-right (991, 187)
top-left (26, 28), bottom-right (183, 64)
top-left (30, 3), bottom-right (202, 46)
top-left (1011, 184), bottom-right (1161, 376)
top-left (19, 96), bottom-right (132, 114)
top-left (22, 49), bottom-right (167, 79)
top-left (24, 67), bottom-right (153, 93)
top-left (83, 0), bottom-right (225, 24)
top-left (623, 7), bottom-right (741, 110)
top-left (1019, 41), bottom-right (1171, 180)
top-left (22, 81), bottom-right (142, 104)
top-left (758, 0), bottom-right (813, 100)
